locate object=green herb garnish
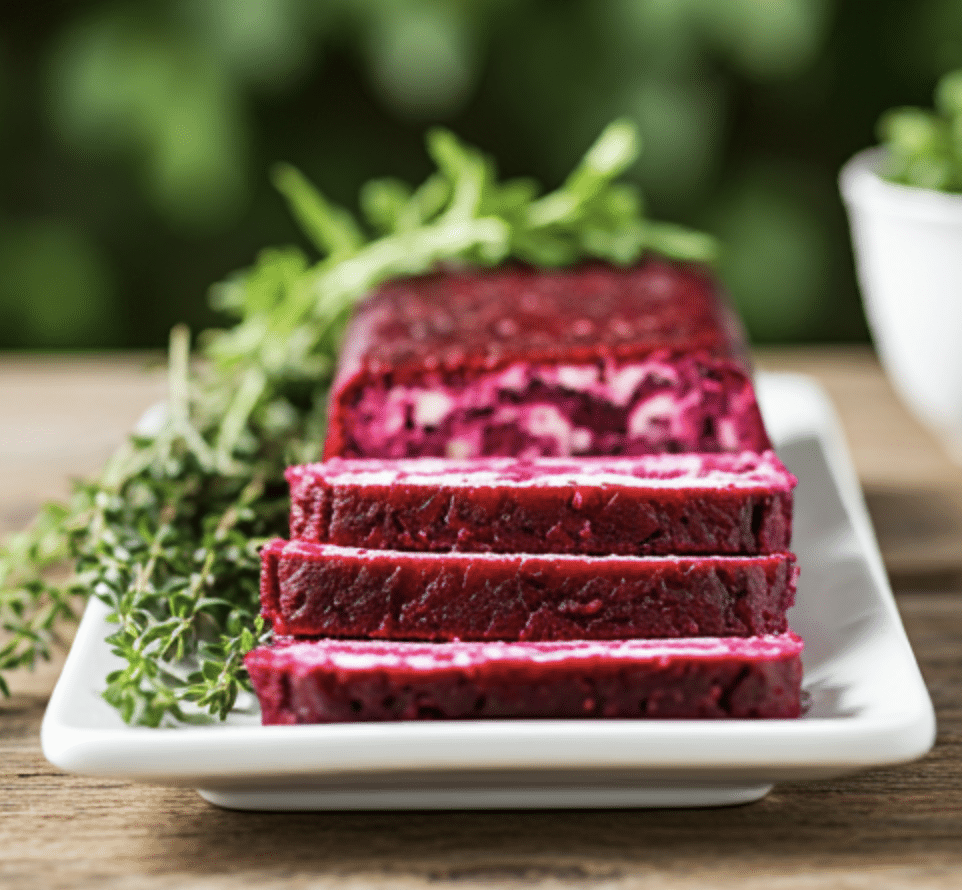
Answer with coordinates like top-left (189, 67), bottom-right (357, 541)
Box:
top-left (0, 120), bottom-right (716, 726)
top-left (877, 68), bottom-right (962, 192)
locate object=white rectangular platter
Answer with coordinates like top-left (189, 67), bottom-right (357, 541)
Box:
top-left (41, 372), bottom-right (936, 809)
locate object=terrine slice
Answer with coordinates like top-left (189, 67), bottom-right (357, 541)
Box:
top-left (245, 632), bottom-right (805, 723)
top-left (260, 540), bottom-right (798, 641)
top-left (287, 451), bottom-right (796, 556)
top-left (323, 260), bottom-right (771, 460)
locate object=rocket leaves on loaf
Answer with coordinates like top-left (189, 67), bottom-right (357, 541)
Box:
top-left (0, 120), bottom-right (717, 725)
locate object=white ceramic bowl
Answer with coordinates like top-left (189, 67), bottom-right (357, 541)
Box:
top-left (841, 148), bottom-right (962, 460)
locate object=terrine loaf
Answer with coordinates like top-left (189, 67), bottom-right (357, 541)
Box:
top-left (323, 260), bottom-right (771, 459)
top-left (287, 451), bottom-right (796, 556)
top-left (245, 632), bottom-right (805, 723)
top-left (260, 539), bottom-right (798, 641)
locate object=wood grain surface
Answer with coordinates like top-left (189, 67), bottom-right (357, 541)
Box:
top-left (1, 347), bottom-right (961, 890)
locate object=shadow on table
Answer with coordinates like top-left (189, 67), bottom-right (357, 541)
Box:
top-left (145, 765), bottom-right (961, 882)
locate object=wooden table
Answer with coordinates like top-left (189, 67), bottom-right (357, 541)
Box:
top-left (1, 348), bottom-right (960, 889)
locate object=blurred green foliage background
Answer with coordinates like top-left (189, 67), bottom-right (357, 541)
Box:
top-left (0, 0), bottom-right (958, 349)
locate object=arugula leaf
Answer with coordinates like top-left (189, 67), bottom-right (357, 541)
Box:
top-left (0, 120), bottom-right (718, 724)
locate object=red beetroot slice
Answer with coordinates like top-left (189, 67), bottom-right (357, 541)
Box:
top-left (323, 260), bottom-right (771, 460)
top-left (260, 540), bottom-right (797, 641)
top-left (245, 632), bottom-right (805, 723)
top-left (287, 451), bottom-right (796, 556)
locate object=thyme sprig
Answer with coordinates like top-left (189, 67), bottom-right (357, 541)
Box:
top-left (0, 120), bottom-right (717, 725)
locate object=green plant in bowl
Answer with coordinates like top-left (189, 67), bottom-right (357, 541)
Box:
top-left (876, 69), bottom-right (962, 192)
top-left (840, 68), bottom-right (962, 466)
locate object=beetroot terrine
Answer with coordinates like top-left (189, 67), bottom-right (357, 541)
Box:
top-left (323, 260), bottom-right (771, 459)
top-left (245, 632), bottom-right (805, 723)
top-left (287, 451), bottom-right (796, 556)
top-left (260, 539), bottom-right (797, 641)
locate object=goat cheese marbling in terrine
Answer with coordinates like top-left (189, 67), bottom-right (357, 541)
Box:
top-left (323, 260), bottom-right (771, 459)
